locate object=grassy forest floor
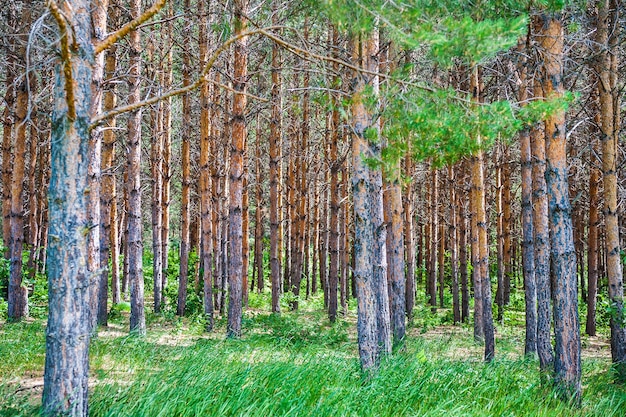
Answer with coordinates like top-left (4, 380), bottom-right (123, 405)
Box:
top-left (1, 291), bottom-right (625, 416)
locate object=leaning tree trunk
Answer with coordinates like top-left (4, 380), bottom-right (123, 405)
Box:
top-left (43, 0), bottom-right (93, 413)
top-left (536, 13), bottom-right (581, 400)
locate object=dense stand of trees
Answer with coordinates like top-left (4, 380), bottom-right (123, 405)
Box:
top-left (1, 0), bottom-right (626, 414)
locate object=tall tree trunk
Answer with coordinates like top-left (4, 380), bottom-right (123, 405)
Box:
top-left (587, 138), bottom-right (600, 337)
top-left (404, 153), bottom-right (416, 319)
top-left (428, 168), bottom-right (438, 310)
top-left (254, 116), bottom-right (264, 293)
top-left (458, 163), bottom-right (470, 322)
top-left (100, 0), bottom-right (120, 307)
top-left (177, 0), bottom-right (192, 317)
top-left (43, 0), bottom-right (93, 413)
top-left (470, 66), bottom-right (494, 362)
top-left (269, 0), bottom-right (282, 313)
top-left (518, 38), bottom-right (537, 356)
top-left (199, 29), bottom-right (214, 330)
top-left (536, 13), bottom-right (581, 400)
top-left (8, 18), bottom-right (30, 320)
top-left (328, 27), bottom-right (340, 321)
top-left (531, 20), bottom-right (554, 371)
top-left (450, 166), bottom-right (460, 324)
top-left (351, 30), bottom-right (391, 372)
top-left (88, 0), bottom-right (106, 330)
top-left (161, 10), bottom-right (173, 292)
top-left (1, 46), bottom-right (14, 256)
top-left (227, 0), bottom-right (248, 337)
top-left (495, 147), bottom-right (505, 323)
top-left (127, 0), bottom-right (146, 335)
top-left (596, 0), bottom-right (626, 379)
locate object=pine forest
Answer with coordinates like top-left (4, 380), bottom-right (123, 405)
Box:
top-left (1, 0), bottom-right (626, 415)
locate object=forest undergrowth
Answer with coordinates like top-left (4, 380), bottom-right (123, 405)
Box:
top-left (1, 288), bottom-right (625, 417)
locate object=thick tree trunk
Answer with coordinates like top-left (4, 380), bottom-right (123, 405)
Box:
top-left (536, 14), bottom-right (581, 400)
top-left (43, 1), bottom-right (93, 413)
top-left (227, 0), bottom-right (248, 337)
top-left (127, 0), bottom-right (146, 335)
top-left (351, 30), bottom-right (391, 372)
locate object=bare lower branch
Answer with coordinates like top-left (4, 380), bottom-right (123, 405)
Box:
top-left (47, 0), bottom-right (76, 120)
top-left (94, 0), bottom-right (167, 55)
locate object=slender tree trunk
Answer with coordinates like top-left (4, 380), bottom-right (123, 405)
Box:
top-left (177, 0), bottom-right (192, 317)
top-left (458, 163), bottom-right (470, 322)
top-left (404, 153), bottom-right (416, 319)
top-left (269, 0), bottom-right (282, 313)
top-left (254, 117), bottom-right (264, 293)
top-left (1, 45), bottom-right (14, 255)
top-left (161, 11), bottom-right (173, 292)
top-left (328, 28), bottom-right (340, 320)
top-left (450, 166), bottom-right (460, 324)
top-left (88, 0), bottom-right (106, 330)
top-left (536, 13), bottom-right (581, 400)
top-left (227, 0), bottom-right (248, 337)
top-left (596, 0), bottom-right (626, 379)
top-left (470, 66), bottom-right (494, 362)
top-left (100, 1), bottom-right (120, 307)
top-left (127, 0), bottom-right (146, 335)
top-left (587, 139), bottom-right (600, 337)
top-left (518, 38), bottom-right (537, 355)
top-left (495, 148), bottom-right (505, 322)
top-left (531, 21), bottom-right (554, 371)
top-left (428, 168), bottom-right (438, 310)
top-left (8, 25), bottom-right (30, 320)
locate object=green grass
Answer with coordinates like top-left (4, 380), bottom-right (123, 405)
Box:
top-left (1, 292), bottom-right (625, 417)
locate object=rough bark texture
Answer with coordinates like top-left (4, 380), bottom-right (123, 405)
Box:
top-left (470, 66), bottom-right (494, 362)
top-left (177, 0), bottom-right (192, 317)
top-left (517, 40), bottom-right (537, 356)
top-left (127, 0), bottom-right (146, 335)
top-left (428, 168), bottom-right (438, 311)
top-left (269, 0), bottom-right (282, 313)
top-left (450, 166), bottom-right (460, 324)
top-left (43, 0), bottom-right (92, 413)
top-left (227, 0), bottom-right (248, 337)
top-left (536, 13), bottom-right (581, 400)
top-left (8, 48), bottom-right (29, 321)
top-left (351, 31), bottom-right (391, 372)
top-left (100, 0), bottom-right (120, 308)
top-left (404, 153), bottom-right (416, 319)
top-left (596, 0), bottom-right (626, 379)
top-left (530, 23), bottom-right (554, 371)
top-left (88, 0), bottom-right (106, 330)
